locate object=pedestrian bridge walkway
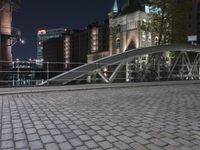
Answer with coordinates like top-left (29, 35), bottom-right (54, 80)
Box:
top-left (41, 44), bottom-right (200, 86)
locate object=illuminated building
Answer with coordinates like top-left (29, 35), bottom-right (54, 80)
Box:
top-left (87, 21), bottom-right (110, 63)
top-left (87, 0), bottom-right (151, 64)
top-left (109, 0), bottom-right (151, 55)
top-left (37, 28), bottom-right (66, 59)
top-left (43, 34), bottom-right (70, 77)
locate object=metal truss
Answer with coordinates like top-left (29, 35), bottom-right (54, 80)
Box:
top-left (168, 52), bottom-right (200, 80)
top-left (40, 44), bottom-right (200, 85)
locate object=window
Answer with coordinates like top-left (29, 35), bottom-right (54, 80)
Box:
top-left (116, 39), bottom-right (120, 49)
top-left (117, 25), bottom-right (121, 33)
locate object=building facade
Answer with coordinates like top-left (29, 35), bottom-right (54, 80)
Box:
top-left (42, 28), bottom-right (91, 73)
top-left (69, 29), bottom-right (89, 68)
top-left (195, 0), bottom-right (200, 43)
top-left (88, 0), bottom-right (151, 64)
top-left (37, 28), bottom-right (66, 60)
top-left (43, 34), bottom-right (70, 77)
top-left (87, 21), bottom-right (110, 62)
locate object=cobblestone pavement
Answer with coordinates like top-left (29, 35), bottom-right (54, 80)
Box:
top-left (0, 84), bottom-right (200, 150)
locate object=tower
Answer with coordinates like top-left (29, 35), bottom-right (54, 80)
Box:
top-left (0, 0), bottom-right (21, 82)
top-left (108, 0), bottom-right (119, 18)
top-left (112, 0), bottom-right (119, 13)
top-left (0, 0), bottom-right (12, 70)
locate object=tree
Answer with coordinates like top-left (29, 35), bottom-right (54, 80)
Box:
top-left (12, 0), bottom-right (22, 11)
top-left (148, 0), bottom-right (191, 45)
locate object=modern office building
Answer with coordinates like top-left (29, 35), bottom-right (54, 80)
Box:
top-left (43, 33), bottom-right (70, 77)
top-left (42, 28), bottom-right (90, 75)
top-left (37, 28), bottom-right (66, 59)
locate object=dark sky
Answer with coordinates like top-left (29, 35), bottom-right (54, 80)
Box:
top-left (12, 0), bottom-right (127, 60)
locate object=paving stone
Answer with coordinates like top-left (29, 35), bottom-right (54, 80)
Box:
top-left (92, 135), bottom-right (105, 142)
top-left (25, 128), bottom-right (37, 134)
top-left (85, 140), bottom-right (99, 149)
top-left (114, 126), bottom-right (125, 131)
top-left (79, 135), bottom-right (91, 141)
top-left (45, 143), bottom-right (59, 150)
top-left (1, 133), bottom-right (13, 140)
top-left (106, 135), bottom-right (119, 143)
top-left (75, 145), bottom-right (89, 150)
top-left (69, 138), bottom-right (83, 147)
top-left (175, 138), bottom-right (194, 147)
top-left (1, 140), bottom-right (14, 149)
top-left (13, 128), bottom-right (24, 134)
top-left (109, 130), bottom-right (121, 136)
top-left (85, 130), bottom-right (97, 136)
top-left (137, 132), bottom-right (152, 139)
top-left (178, 146), bottom-right (192, 150)
top-left (15, 140), bottom-right (28, 149)
top-left (38, 129), bottom-right (49, 136)
top-left (145, 144), bottom-right (162, 150)
top-left (150, 138), bottom-right (168, 146)
top-left (2, 128), bottom-right (12, 134)
top-left (133, 136), bottom-right (150, 145)
top-left (41, 135), bottom-right (54, 144)
top-left (117, 135), bottom-right (133, 143)
top-left (121, 130), bottom-right (135, 137)
top-left (114, 141), bottom-right (130, 150)
top-left (14, 133), bottom-right (26, 141)
top-left (107, 147), bottom-right (120, 150)
top-left (29, 140), bottom-right (43, 149)
top-left (73, 129), bottom-right (85, 135)
top-left (99, 141), bottom-right (113, 149)
top-left (59, 142), bottom-right (73, 150)
top-left (161, 138), bottom-right (181, 146)
top-left (27, 133), bottom-right (40, 141)
top-left (91, 125), bottom-right (101, 131)
top-left (192, 146), bottom-right (200, 150)
top-left (54, 135), bottom-right (66, 143)
top-left (130, 142), bottom-right (148, 150)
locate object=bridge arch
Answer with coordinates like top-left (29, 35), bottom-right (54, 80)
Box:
top-left (41, 44), bottom-right (200, 85)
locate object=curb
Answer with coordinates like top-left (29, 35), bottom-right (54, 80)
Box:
top-left (0, 80), bottom-right (200, 95)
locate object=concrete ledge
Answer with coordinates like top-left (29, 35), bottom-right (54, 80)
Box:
top-left (0, 80), bottom-right (200, 95)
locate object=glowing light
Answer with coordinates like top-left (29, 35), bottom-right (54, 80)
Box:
top-left (20, 39), bottom-right (25, 44)
top-left (38, 29), bottom-right (46, 35)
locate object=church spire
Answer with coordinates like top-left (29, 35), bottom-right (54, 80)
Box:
top-left (112, 0), bottom-right (119, 13)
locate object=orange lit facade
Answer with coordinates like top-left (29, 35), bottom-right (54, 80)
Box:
top-left (0, 0), bottom-right (13, 82)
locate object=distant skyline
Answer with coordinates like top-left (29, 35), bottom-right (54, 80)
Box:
top-left (12, 0), bottom-right (127, 60)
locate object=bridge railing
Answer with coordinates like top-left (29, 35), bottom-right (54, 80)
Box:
top-left (0, 57), bottom-right (200, 87)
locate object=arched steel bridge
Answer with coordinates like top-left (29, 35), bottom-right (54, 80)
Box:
top-left (41, 44), bottom-right (200, 85)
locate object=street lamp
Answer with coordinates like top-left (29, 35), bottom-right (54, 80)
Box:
top-left (20, 38), bottom-right (25, 44)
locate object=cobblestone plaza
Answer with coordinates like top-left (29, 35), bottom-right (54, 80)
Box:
top-left (0, 83), bottom-right (200, 150)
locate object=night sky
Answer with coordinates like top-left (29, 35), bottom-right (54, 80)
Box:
top-left (12, 0), bottom-right (127, 60)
